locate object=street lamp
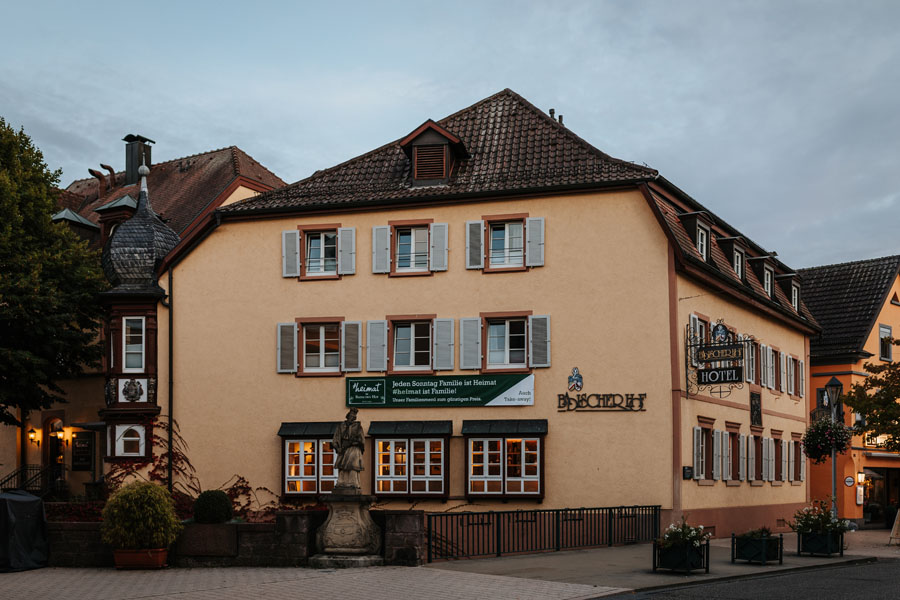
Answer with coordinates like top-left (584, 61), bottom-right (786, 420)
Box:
top-left (824, 376), bottom-right (844, 518)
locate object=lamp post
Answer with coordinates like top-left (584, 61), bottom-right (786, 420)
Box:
top-left (824, 376), bottom-right (844, 518)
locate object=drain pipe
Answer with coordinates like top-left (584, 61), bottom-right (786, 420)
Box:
top-left (160, 269), bottom-right (174, 493)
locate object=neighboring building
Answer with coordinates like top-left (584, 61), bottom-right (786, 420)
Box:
top-left (798, 255), bottom-right (900, 527)
top-left (0, 137), bottom-right (284, 495)
top-left (115, 89), bottom-right (814, 535)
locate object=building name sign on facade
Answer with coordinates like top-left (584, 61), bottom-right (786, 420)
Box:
top-left (686, 320), bottom-right (749, 399)
top-left (556, 392), bottom-right (647, 412)
top-left (697, 366), bottom-right (743, 385)
top-left (346, 374), bottom-right (533, 408)
top-left (696, 344), bottom-right (743, 362)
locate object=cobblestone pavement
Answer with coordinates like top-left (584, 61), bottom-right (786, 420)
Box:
top-left (2, 566), bottom-right (626, 600)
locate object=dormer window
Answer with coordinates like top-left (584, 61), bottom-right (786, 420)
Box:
top-left (764, 267), bottom-right (774, 298)
top-left (696, 226), bottom-right (709, 261)
top-left (791, 284), bottom-right (800, 311)
top-left (413, 145), bottom-right (446, 180)
top-left (400, 119), bottom-right (469, 186)
top-left (733, 248), bottom-right (744, 279)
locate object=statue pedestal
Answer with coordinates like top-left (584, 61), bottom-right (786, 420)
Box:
top-left (310, 492), bottom-right (382, 568)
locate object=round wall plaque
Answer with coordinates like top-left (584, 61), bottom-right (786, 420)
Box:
top-left (844, 476), bottom-right (855, 487)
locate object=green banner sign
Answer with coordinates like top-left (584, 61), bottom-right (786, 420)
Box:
top-left (346, 374), bottom-right (534, 408)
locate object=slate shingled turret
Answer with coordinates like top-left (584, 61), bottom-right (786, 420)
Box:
top-left (101, 164), bottom-right (180, 295)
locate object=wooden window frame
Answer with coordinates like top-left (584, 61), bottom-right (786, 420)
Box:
top-left (371, 436), bottom-right (450, 500)
top-left (122, 316), bottom-right (146, 373)
top-left (763, 267), bottom-right (775, 298)
top-left (283, 437), bottom-right (337, 498)
top-left (880, 324), bottom-right (893, 361)
top-left (725, 422), bottom-right (742, 482)
top-left (389, 219), bottom-right (434, 278)
top-left (733, 248), bottom-right (745, 279)
top-left (386, 314), bottom-right (437, 375)
top-left (483, 213), bottom-right (528, 273)
top-left (296, 317), bottom-right (345, 377)
top-left (791, 284), bottom-right (800, 311)
top-left (481, 311), bottom-right (533, 374)
top-left (696, 224), bottom-right (710, 261)
top-left (297, 223), bottom-right (342, 281)
top-left (466, 435), bottom-right (544, 501)
top-left (772, 430), bottom-right (783, 483)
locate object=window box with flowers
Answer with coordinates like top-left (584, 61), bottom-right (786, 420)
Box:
top-left (731, 527), bottom-right (783, 564)
top-left (790, 499), bottom-right (849, 557)
top-left (652, 517), bottom-right (711, 573)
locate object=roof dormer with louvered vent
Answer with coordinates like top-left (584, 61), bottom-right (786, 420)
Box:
top-left (399, 120), bottom-right (468, 186)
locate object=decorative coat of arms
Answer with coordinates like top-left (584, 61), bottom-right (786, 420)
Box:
top-left (122, 378), bottom-right (144, 402)
top-left (568, 367), bottom-right (583, 391)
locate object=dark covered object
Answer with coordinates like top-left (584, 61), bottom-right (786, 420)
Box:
top-left (0, 490), bottom-right (48, 572)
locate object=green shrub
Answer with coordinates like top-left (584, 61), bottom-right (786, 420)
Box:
top-left (193, 489), bottom-right (233, 524)
top-left (738, 526), bottom-right (772, 539)
top-left (101, 481), bottom-right (182, 550)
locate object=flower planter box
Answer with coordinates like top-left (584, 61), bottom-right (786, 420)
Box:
top-left (113, 549), bottom-right (168, 569)
top-left (797, 532), bottom-right (843, 557)
top-left (731, 534), bottom-right (783, 565)
top-left (652, 539), bottom-right (709, 574)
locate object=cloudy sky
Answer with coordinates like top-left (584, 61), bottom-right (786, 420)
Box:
top-left (2, 0), bottom-right (897, 268)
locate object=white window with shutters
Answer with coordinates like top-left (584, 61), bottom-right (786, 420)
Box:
top-left (433, 319), bottom-right (454, 371)
top-left (459, 318), bottom-right (482, 370)
top-left (738, 434), bottom-right (746, 481)
top-left (276, 323), bottom-right (298, 373)
top-left (486, 318), bottom-right (526, 369)
top-left (488, 221), bottom-right (524, 268)
top-left (337, 227), bottom-right (356, 275)
top-left (305, 231), bottom-right (338, 276)
top-left (282, 230), bottom-right (300, 278)
top-left (712, 430), bottom-right (722, 481)
top-left (301, 322), bottom-right (340, 373)
top-left (341, 321), bottom-right (362, 372)
top-left (395, 227), bottom-right (429, 272)
top-left (391, 321), bottom-right (431, 371)
top-left (745, 339), bottom-right (756, 384)
top-left (366, 320), bottom-right (388, 372)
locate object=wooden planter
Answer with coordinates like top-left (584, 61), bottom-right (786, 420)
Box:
top-left (731, 534), bottom-right (783, 565)
top-left (797, 532), bottom-right (843, 557)
top-left (652, 539), bottom-right (709, 574)
top-left (113, 549), bottom-right (168, 569)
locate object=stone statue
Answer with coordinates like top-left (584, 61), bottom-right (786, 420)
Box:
top-left (332, 407), bottom-right (365, 493)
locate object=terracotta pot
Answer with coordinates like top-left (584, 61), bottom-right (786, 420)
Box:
top-left (113, 548), bottom-right (168, 569)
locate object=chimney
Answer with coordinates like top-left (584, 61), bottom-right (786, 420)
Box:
top-left (549, 108), bottom-right (555, 119)
top-left (88, 168), bottom-right (108, 194)
top-left (558, 114), bottom-right (564, 126)
top-left (100, 163), bottom-right (117, 190)
top-left (123, 134), bottom-right (155, 186)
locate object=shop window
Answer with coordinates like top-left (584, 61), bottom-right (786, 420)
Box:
top-left (122, 317), bottom-right (145, 373)
top-left (284, 439), bottom-right (336, 495)
top-left (375, 438), bottom-right (444, 495)
top-left (468, 437), bottom-right (540, 496)
top-left (880, 325), bottom-right (892, 361)
top-left (113, 424), bottom-right (146, 457)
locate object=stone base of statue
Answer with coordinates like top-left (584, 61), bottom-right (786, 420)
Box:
top-left (310, 490), bottom-right (382, 568)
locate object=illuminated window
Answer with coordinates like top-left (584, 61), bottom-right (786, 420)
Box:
top-left (303, 323), bottom-right (340, 372)
top-left (285, 439), bottom-right (336, 494)
top-left (468, 437), bottom-right (540, 496)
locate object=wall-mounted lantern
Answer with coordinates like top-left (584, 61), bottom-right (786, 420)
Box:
top-left (28, 428), bottom-right (40, 447)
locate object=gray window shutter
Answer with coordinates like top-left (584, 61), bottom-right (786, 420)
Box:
top-left (780, 352), bottom-right (786, 392)
top-left (372, 226), bottom-right (390, 273)
top-left (341, 321), bottom-right (362, 372)
top-left (433, 318), bottom-right (454, 371)
top-left (282, 231), bottom-right (300, 278)
top-left (528, 315), bottom-right (551, 368)
top-left (525, 217), bottom-right (545, 267)
top-left (366, 320), bottom-right (388, 372)
top-left (692, 426), bottom-right (702, 480)
top-left (747, 435), bottom-right (755, 481)
top-left (788, 441), bottom-right (795, 482)
top-left (465, 220), bottom-right (484, 269)
top-left (799, 360), bottom-right (806, 398)
top-left (337, 227), bottom-right (356, 275)
top-left (723, 432), bottom-right (731, 480)
top-left (800, 446), bottom-right (807, 481)
top-left (712, 430), bottom-right (721, 481)
top-left (781, 439), bottom-right (788, 482)
top-left (459, 318), bottom-right (482, 370)
top-left (276, 323), bottom-right (297, 373)
top-left (430, 223), bottom-right (449, 272)
top-left (739, 434), bottom-right (746, 481)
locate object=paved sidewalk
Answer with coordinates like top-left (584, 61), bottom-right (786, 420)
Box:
top-left (2, 530), bottom-right (892, 600)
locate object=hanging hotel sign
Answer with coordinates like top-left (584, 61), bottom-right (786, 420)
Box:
top-left (557, 368), bottom-right (646, 412)
top-left (687, 320), bottom-right (749, 399)
top-left (346, 374), bottom-right (533, 408)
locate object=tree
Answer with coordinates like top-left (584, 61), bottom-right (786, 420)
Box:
top-left (844, 339), bottom-right (900, 452)
top-left (0, 118), bottom-right (107, 426)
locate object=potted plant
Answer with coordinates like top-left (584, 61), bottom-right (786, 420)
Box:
top-left (789, 499), bottom-right (849, 557)
top-left (731, 526), bottom-right (783, 564)
top-left (101, 481), bottom-right (183, 569)
top-left (652, 516), bottom-right (711, 573)
top-left (175, 489), bottom-right (239, 559)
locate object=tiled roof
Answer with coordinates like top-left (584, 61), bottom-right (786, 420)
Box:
top-left (798, 256), bottom-right (900, 359)
top-left (64, 146), bottom-right (285, 235)
top-left (220, 88), bottom-right (657, 214)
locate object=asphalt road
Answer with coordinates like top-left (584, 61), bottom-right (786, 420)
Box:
top-left (626, 559), bottom-right (897, 599)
